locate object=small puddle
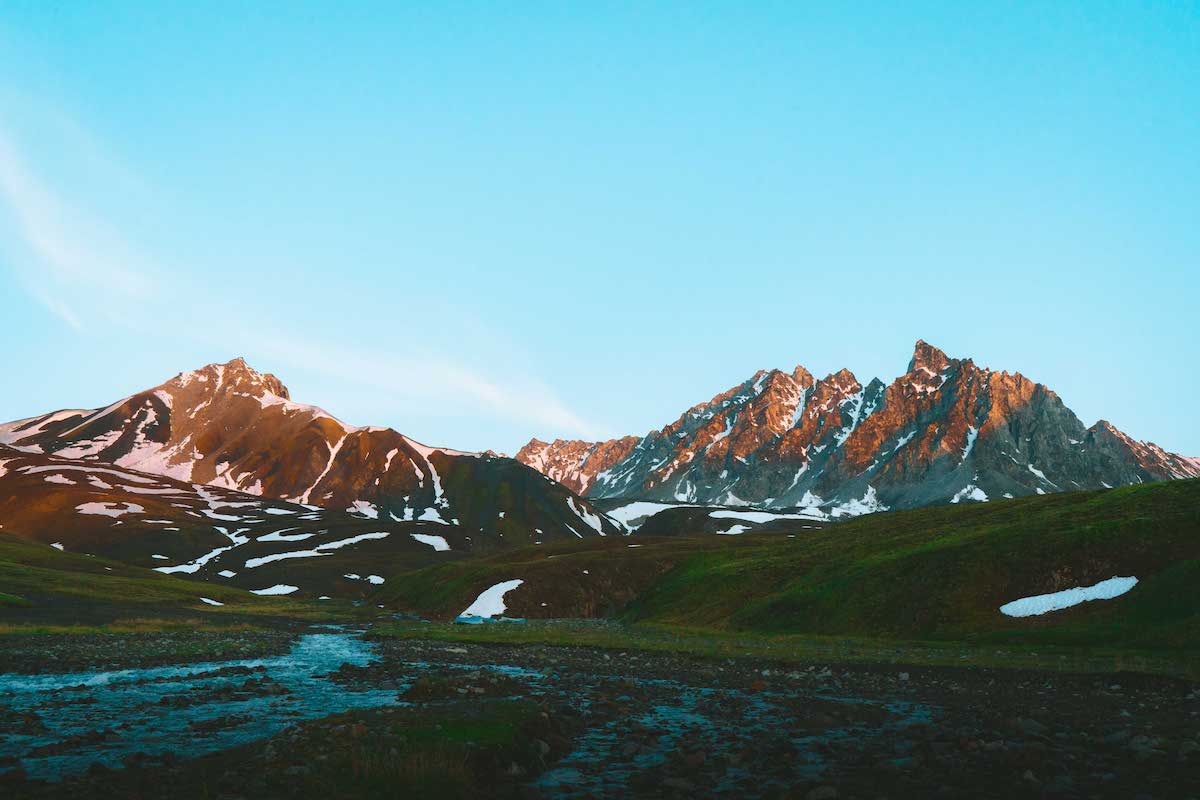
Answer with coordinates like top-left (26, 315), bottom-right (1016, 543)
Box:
top-left (0, 633), bottom-right (394, 781)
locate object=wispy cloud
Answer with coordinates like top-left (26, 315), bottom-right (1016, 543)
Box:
top-left (247, 332), bottom-right (604, 440)
top-left (0, 112), bottom-right (601, 442)
top-left (0, 126), bottom-right (155, 328)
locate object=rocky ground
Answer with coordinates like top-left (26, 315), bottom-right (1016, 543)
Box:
top-left (0, 630), bottom-right (298, 674)
top-left (3, 635), bottom-right (1199, 799)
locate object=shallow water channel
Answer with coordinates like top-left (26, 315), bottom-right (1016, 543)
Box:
top-left (0, 632), bottom-right (394, 781)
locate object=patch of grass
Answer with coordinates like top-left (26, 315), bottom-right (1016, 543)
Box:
top-left (369, 619), bottom-right (1200, 679)
top-left (265, 701), bottom-right (547, 800)
top-left (0, 590), bottom-right (31, 608)
top-left (0, 617), bottom-right (266, 635)
top-left (0, 535), bottom-right (255, 606)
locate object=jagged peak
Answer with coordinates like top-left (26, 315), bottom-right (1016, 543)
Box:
top-left (819, 368), bottom-right (860, 393)
top-left (791, 365), bottom-right (815, 388)
top-left (907, 339), bottom-right (952, 376)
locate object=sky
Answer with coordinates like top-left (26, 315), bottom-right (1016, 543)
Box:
top-left (1, 2), bottom-right (1197, 455)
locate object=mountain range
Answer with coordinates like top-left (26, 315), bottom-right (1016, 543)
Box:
top-left (1, 343), bottom-right (1196, 598)
top-left (517, 341), bottom-right (1199, 515)
top-left (0, 359), bottom-right (623, 597)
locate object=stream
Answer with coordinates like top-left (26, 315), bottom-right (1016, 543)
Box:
top-left (0, 632), bottom-right (393, 781)
top-left (2, 632), bottom-right (936, 794)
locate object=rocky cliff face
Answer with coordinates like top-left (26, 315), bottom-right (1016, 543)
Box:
top-left (0, 358), bottom-right (622, 540)
top-left (517, 341), bottom-right (1200, 515)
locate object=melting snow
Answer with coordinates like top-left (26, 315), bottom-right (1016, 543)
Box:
top-left (830, 485), bottom-right (888, 517)
top-left (346, 500), bottom-right (379, 519)
top-left (256, 529), bottom-right (314, 543)
top-left (1026, 464), bottom-right (1058, 488)
top-left (22, 464), bottom-right (157, 484)
top-left (459, 579), bottom-right (524, 620)
top-left (76, 502), bottom-right (144, 518)
top-left (297, 434), bottom-right (348, 505)
top-left (417, 507), bottom-right (451, 524)
top-left (962, 426), bottom-right (978, 459)
top-left (950, 484), bottom-right (988, 504)
top-left (999, 576), bottom-right (1138, 617)
top-left (710, 509), bottom-right (825, 524)
top-left (410, 533), bottom-right (450, 551)
top-left (199, 597), bottom-right (224, 606)
top-left (605, 501), bottom-right (694, 529)
top-left (242, 532), bottom-right (391, 569)
top-left (568, 497), bottom-right (607, 535)
top-left (250, 584), bottom-right (299, 596)
top-left (43, 474), bottom-right (76, 485)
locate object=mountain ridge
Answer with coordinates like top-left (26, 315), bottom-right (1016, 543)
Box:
top-left (517, 340), bottom-right (1199, 514)
top-left (0, 358), bottom-right (622, 541)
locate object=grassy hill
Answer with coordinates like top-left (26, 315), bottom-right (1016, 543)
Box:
top-left (0, 533), bottom-right (329, 630)
top-left (376, 480), bottom-right (1200, 651)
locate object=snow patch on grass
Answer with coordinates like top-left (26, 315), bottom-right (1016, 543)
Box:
top-left (1000, 576), bottom-right (1138, 617)
top-left (459, 579), bottom-right (524, 620)
top-left (250, 584), bottom-right (299, 596)
top-left (410, 533), bottom-right (450, 551)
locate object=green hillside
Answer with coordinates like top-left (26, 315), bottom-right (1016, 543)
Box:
top-left (0, 533), bottom-right (274, 623)
top-left (377, 480), bottom-right (1200, 650)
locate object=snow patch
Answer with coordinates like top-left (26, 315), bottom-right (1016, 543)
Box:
top-left (459, 579), bottom-right (524, 620)
top-left (1000, 576), bottom-right (1138, 617)
top-left (249, 584), bottom-right (299, 596)
top-left (76, 502), bottom-right (144, 518)
top-left (346, 500), bottom-right (379, 519)
top-left (411, 533), bottom-right (450, 551)
top-left (606, 501), bottom-right (694, 530)
top-left (950, 484), bottom-right (988, 504)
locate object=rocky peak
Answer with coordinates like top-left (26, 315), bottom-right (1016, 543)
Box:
top-left (168, 358), bottom-right (291, 401)
top-left (791, 365), bottom-right (815, 389)
top-left (815, 369), bottom-right (861, 402)
top-left (907, 340), bottom-right (952, 377)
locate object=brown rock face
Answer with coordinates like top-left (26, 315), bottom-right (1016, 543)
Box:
top-left (517, 341), bottom-right (1199, 514)
top-left (515, 436), bottom-right (639, 496)
top-left (0, 358), bottom-right (622, 541)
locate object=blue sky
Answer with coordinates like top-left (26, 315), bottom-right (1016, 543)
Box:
top-left (1, 2), bottom-right (1197, 455)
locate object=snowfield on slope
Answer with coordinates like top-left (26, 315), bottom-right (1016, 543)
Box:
top-left (999, 576), bottom-right (1138, 617)
top-left (458, 579), bottom-right (524, 620)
